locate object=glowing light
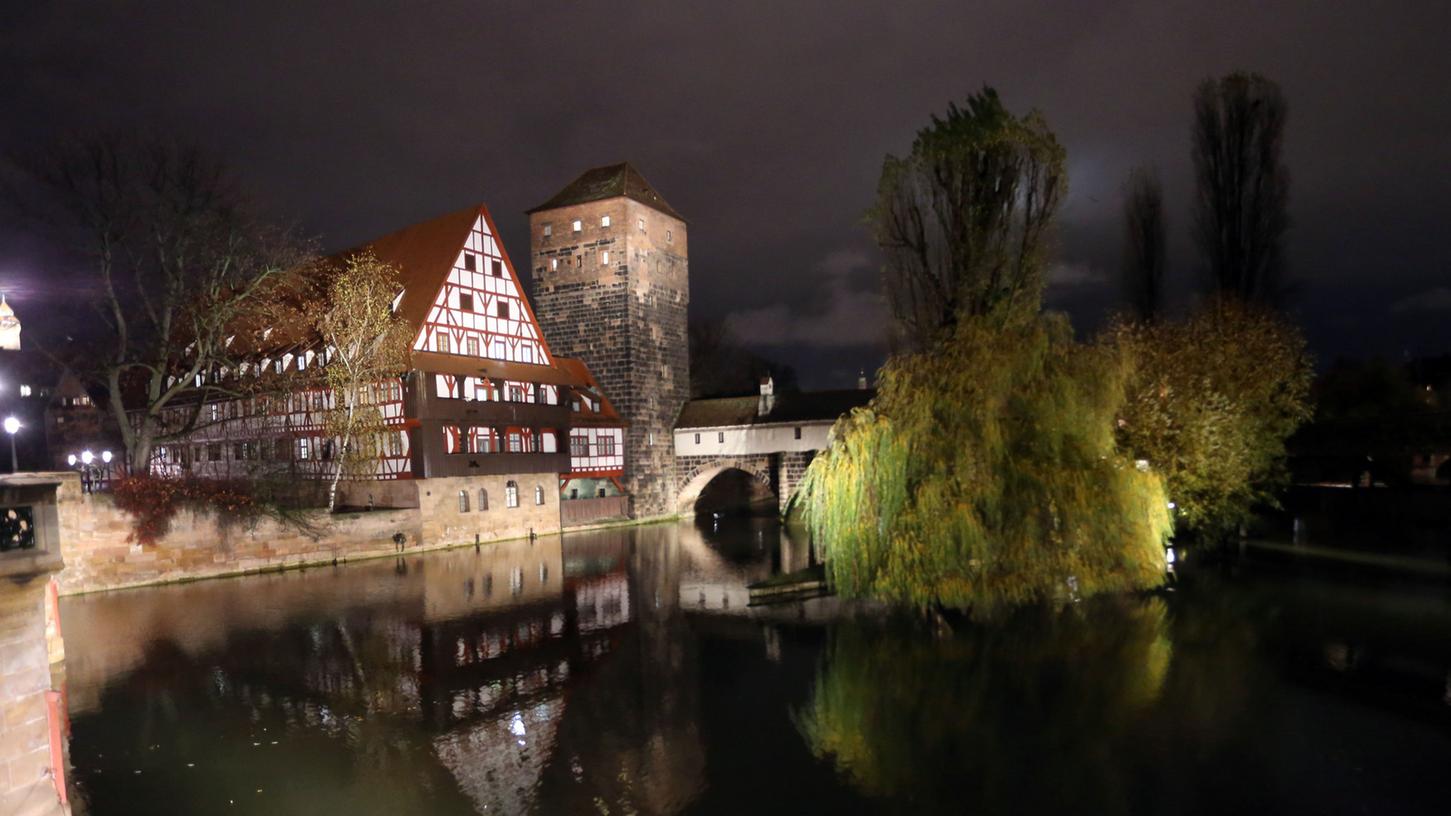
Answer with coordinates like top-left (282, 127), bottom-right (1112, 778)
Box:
top-left (1166, 501), bottom-right (1176, 510)
top-left (2, 416), bottom-right (18, 435)
top-left (67, 454), bottom-right (77, 467)
top-left (1165, 547), bottom-right (1176, 565)
top-left (101, 450), bottom-right (113, 464)
top-left (81, 450), bottom-right (94, 465)
top-left (509, 714), bottom-right (526, 737)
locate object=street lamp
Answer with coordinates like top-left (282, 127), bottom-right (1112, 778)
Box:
top-left (3, 416), bottom-right (19, 473)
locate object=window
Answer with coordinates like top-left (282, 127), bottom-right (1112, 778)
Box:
top-left (460, 292), bottom-right (474, 312)
top-left (542, 223), bottom-right (552, 237)
top-left (694, 433), bottom-right (700, 444)
top-left (496, 301), bottom-right (509, 319)
top-left (794, 427), bottom-right (802, 440)
top-left (600, 251), bottom-right (609, 265)
top-left (570, 488), bottom-right (578, 499)
top-left (534, 485), bottom-right (545, 505)
top-left (298, 438), bottom-right (310, 460)
top-left (570, 435), bottom-right (588, 456)
top-left (492, 259), bottom-right (503, 277)
top-left (718, 431), bottom-right (725, 443)
top-left (478, 489), bottom-right (489, 511)
top-left (571, 219), bottom-right (582, 233)
top-left (434, 333), bottom-right (450, 354)
top-left (600, 215), bottom-right (611, 228)
top-left (387, 432), bottom-right (403, 457)
top-left (666, 229), bottom-right (673, 242)
top-left (321, 440), bottom-right (334, 461)
top-left (275, 438), bottom-right (288, 460)
top-left (597, 436), bottom-right (615, 456)
top-left (209, 404), bottom-right (220, 422)
top-left (508, 432), bottom-right (521, 452)
top-left (638, 217), bottom-right (645, 232)
top-left (550, 258), bottom-right (559, 271)
top-left (458, 490), bottom-right (470, 513)
top-left (466, 336), bottom-right (480, 357)
top-left (506, 480), bottom-right (519, 508)
top-left (19, 385), bottom-right (31, 397)
top-left (232, 442), bottom-right (243, 461)
top-left (208, 443), bottom-right (221, 461)
top-left (463, 253), bottom-right (476, 272)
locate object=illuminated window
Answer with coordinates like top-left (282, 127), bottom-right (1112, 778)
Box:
top-left (19, 385), bottom-right (31, 397)
top-left (542, 223), bottom-right (552, 237)
top-left (506, 480), bottom-right (519, 508)
top-left (550, 258), bottom-right (559, 271)
top-left (297, 438), bottom-right (309, 460)
top-left (466, 336), bottom-right (480, 357)
top-left (600, 215), bottom-right (611, 228)
top-left (534, 485), bottom-right (545, 505)
top-left (571, 219), bottom-right (582, 233)
top-left (434, 333), bottom-right (450, 354)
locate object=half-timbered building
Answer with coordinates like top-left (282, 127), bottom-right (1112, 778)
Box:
top-left (141, 203), bottom-right (627, 520)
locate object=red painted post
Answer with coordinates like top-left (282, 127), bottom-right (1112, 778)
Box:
top-left (45, 689), bottom-right (68, 806)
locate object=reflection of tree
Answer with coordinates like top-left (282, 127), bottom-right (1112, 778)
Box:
top-left (795, 598), bottom-right (1173, 812)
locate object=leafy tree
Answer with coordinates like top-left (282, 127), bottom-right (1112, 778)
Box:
top-left (687, 317), bottom-right (798, 398)
top-left (870, 88), bottom-right (1066, 350)
top-left (1113, 301), bottom-right (1313, 536)
top-left (315, 251), bottom-right (413, 511)
top-left (1192, 73), bottom-right (1290, 304)
top-left (1121, 166), bottom-right (1166, 322)
top-left (795, 310), bottom-right (1171, 613)
top-left (15, 135), bottom-right (309, 471)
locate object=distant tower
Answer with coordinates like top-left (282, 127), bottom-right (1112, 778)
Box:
top-left (0, 294), bottom-right (21, 351)
top-left (527, 163), bottom-right (689, 518)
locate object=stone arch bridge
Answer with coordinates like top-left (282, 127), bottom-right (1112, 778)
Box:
top-left (673, 452), bottom-right (816, 517)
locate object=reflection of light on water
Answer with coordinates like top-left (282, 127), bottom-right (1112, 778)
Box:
top-left (510, 713), bottom-right (526, 736)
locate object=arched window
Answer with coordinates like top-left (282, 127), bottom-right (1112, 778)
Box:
top-left (478, 488), bottom-right (489, 510)
top-left (534, 485), bottom-right (545, 505)
top-left (457, 490), bottom-right (470, 513)
top-left (505, 480), bottom-right (519, 508)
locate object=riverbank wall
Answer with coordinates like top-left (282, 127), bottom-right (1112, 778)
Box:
top-left (45, 472), bottom-right (562, 596)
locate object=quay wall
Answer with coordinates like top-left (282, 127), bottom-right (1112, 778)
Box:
top-left (46, 472), bottom-right (562, 596)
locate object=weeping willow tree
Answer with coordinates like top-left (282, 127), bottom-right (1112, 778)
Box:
top-left (795, 309), bottom-right (1171, 612)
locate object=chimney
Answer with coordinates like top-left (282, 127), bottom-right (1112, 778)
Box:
top-left (857, 369), bottom-right (868, 390)
top-left (757, 375), bottom-right (775, 416)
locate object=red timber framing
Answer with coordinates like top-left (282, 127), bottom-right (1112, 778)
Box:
top-left (136, 201), bottom-right (624, 494)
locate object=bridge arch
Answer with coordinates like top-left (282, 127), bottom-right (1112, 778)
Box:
top-left (675, 456), bottom-right (775, 516)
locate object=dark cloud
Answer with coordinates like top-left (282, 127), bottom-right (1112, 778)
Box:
top-left (2, 1), bottom-right (1448, 387)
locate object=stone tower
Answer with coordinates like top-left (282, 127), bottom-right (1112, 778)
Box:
top-left (527, 163), bottom-right (688, 518)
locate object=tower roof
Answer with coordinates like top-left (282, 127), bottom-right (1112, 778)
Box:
top-left (526, 162), bottom-right (685, 222)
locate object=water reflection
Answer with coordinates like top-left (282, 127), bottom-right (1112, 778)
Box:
top-left (59, 519), bottom-right (1451, 815)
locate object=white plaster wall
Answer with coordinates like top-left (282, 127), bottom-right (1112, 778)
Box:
top-left (672, 422), bottom-right (831, 456)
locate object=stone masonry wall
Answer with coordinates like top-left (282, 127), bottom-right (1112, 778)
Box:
top-left (0, 577), bottom-right (65, 816)
top-left (529, 196), bottom-right (689, 520)
top-left (51, 472), bottom-right (562, 596)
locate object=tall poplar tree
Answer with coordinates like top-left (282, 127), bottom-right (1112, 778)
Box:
top-left (1121, 166), bottom-right (1166, 322)
top-left (1191, 72), bottom-right (1290, 304)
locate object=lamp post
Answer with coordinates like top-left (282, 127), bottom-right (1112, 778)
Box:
top-left (3, 416), bottom-right (19, 473)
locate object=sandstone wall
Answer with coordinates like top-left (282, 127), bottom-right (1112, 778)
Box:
top-left (0, 577), bottom-right (65, 816)
top-left (49, 472), bottom-right (562, 596)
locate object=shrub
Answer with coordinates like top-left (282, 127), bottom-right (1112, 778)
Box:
top-left (110, 477), bottom-right (262, 546)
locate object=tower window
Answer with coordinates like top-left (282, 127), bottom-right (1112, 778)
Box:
top-left (667, 229), bottom-right (673, 242)
top-left (600, 251), bottom-right (610, 265)
top-left (600, 215), bottom-right (611, 228)
top-left (459, 292), bottom-right (474, 312)
top-left (496, 301), bottom-right (509, 319)
top-left (463, 253), bottom-right (476, 272)
top-left (718, 431), bottom-right (725, 443)
top-left (794, 426), bottom-right (803, 440)
top-left (694, 433), bottom-right (700, 444)
top-left (542, 223), bottom-right (552, 237)
top-left (571, 219), bottom-right (582, 233)
top-left (550, 258), bottom-right (559, 271)
top-left (492, 259), bottom-right (503, 277)
top-left (638, 217), bottom-right (645, 232)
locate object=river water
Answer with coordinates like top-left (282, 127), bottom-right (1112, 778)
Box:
top-left (60, 518), bottom-right (1451, 815)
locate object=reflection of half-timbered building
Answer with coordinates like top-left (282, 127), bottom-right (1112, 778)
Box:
top-left (144, 203), bottom-right (627, 522)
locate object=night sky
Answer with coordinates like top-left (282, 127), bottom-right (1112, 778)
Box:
top-left (2, 2), bottom-right (1448, 388)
